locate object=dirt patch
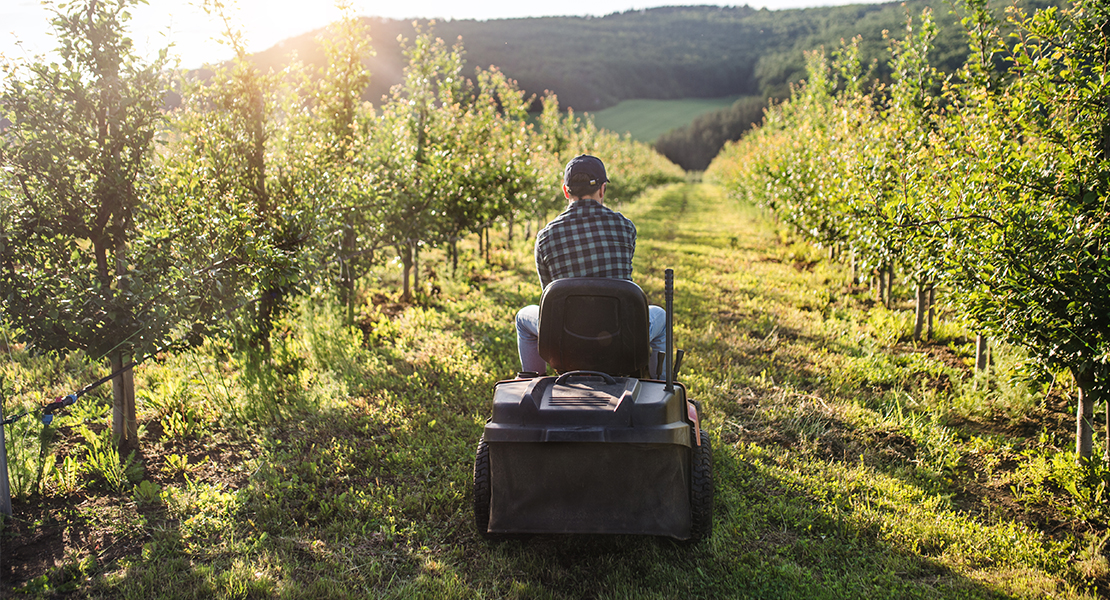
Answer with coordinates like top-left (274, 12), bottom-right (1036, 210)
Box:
top-left (0, 426), bottom-right (258, 592)
top-left (792, 259), bottom-right (818, 272)
top-left (1, 493), bottom-right (153, 590)
top-left (369, 292), bottom-right (408, 319)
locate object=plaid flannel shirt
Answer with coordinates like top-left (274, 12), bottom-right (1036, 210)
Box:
top-left (535, 199), bottom-right (637, 289)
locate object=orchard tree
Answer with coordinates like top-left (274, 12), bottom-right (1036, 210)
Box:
top-left (307, 5), bottom-right (380, 327)
top-left (873, 10), bottom-right (946, 326)
top-left (473, 68), bottom-right (545, 250)
top-left (431, 67), bottom-right (543, 271)
top-left (377, 27), bottom-right (468, 301)
top-left (939, 0), bottom-right (1110, 460)
top-left (529, 93), bottom-right (580, 225)
top-left (164, 0), bottom-right (320, 356)
top-left (0, 0), bottom-right (175, 450)
top-left (708, 47), bottom-right (856, 261)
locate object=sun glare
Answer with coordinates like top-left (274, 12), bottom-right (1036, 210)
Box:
top-left (2, 0), bottom-right (350, 68)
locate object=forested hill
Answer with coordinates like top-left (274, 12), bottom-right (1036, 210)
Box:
top-left (248, 0), bottom-right (1053, 113)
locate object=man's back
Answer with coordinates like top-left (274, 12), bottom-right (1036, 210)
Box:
top-left (535, 199), bottom-right (636, 289)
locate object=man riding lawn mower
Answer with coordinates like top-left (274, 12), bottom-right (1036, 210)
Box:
top-left (472, 155), bottom-right (714, 541)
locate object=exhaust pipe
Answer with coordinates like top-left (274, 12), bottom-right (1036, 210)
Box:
top-left (665, 268), bottom-right (674, 393)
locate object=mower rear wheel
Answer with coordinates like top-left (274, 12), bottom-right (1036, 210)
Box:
top-left (473, 436), bottom-right (492, 537)
top-left (689, 429), bottom-right (714, 542)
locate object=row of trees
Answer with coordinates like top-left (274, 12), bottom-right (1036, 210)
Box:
top-left (0, 0), bottom-right (683, 449)
top-left (707, 0), bottom-right (1109, 460)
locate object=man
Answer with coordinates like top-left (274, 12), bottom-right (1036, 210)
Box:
top-left (515, 154), bottom-right (666, 377)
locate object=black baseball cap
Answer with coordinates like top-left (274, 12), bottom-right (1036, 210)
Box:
top-left (563, 154), bottom-right (609, 188)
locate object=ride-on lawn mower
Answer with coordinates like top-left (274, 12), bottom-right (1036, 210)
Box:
top-left (473, 269), bottom-right (714, 541)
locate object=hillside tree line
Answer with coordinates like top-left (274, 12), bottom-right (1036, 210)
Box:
top-left (158, 1), bottom-right (1066, 174)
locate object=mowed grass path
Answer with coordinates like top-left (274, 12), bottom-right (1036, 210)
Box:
top-left (5, 184), bottom-right (1097, 599)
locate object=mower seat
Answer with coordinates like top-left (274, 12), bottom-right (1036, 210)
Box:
top-left (537, 277), bottom-right (650, 377)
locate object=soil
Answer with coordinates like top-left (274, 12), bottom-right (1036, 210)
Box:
top-left (0, 425), bottom-right (257, 593)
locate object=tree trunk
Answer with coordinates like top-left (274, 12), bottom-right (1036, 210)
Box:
top-left (876, 270), bottom-right (887, 307)
top-left (400, 242), bottom-right (413, 302)
top-left (256, 288), bottom-right (276, 356)
top-left (340, 225), bottom-right (356, 328)
top-left (973, 333), bottom-right (990, 392)
top-left (884, 267), bottom-right (895, 308)
top-left (413, 242), bottom-right (421, 297)
top-left (1074, 367), bottom-right (1096, 461)
top-left (913, 282), bottom-right (928, 341)
top-left (110, 352), bottom-right (137, 452)
top-left (507, 213), bottom-right (515, 245)
top-left (975, 334), bottom-right (989, 372)
top-left (450, 239), bottom-right (459, 275)
top-left (927, 286), bottom-right (935, 340)
top-left (913, 282), bottom-right (935, 341)
top-left (108, 232), bottom-right (138, 451)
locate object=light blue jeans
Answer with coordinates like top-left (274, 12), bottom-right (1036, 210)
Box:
top-left (515, 304), bottom-right (668, 377)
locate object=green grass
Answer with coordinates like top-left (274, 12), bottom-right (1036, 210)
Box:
top-left (589, 96), bottom-right (747, 143)
top-left (1, 183), bottom-right (1107, 598)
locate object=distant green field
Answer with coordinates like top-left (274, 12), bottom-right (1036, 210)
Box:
top-left (588, 96), bottom-right (742, 143)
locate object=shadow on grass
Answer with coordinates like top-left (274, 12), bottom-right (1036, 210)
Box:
top-left (93, 395), bottom-right (1018, 599)
top-left (704, 445), bottom-right (1017, 600)
top-left (423, 433), bottom-right (1014, 600)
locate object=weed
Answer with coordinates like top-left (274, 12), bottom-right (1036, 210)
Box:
top-left (1076, 531), bottom-right (1110, 579)
top-left (1011, 450), bottom-right (1055, 508)
top-left (1052, 453), bottom-right (1110, 524)
top-left (2, 400), bottom-right (58, 499)
top-left (65, 388), bottom-right (112, 423)
top-left (866, 305), bottom-right (913, 347)
top-left (52, 454), bottom-right (83, 494)
top-left (165, 478), bottom-right (241, 543)
top-left (967, 435), bottom-right (1012, 481)
top-left (302, 297), bottom-right (371, 384)
top-left (949, 342), bottom-right (1046, 421)
top-left (161, 453), bottom-right (191, 477)
top-left (880, 395), bottom-right (961, 476)
top-left (133, 480), bottom-right (162, 505)
top-left (138, 375), bottom-right (211, 440)
top-left (78, 424), bottom-right (142, 493)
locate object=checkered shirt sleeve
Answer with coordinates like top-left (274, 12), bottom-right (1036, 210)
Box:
top-left (535, 200), bottom-right (637, 289)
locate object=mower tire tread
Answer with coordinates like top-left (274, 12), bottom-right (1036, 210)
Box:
top-left (473, 435), bottom-right (492, 538)
top-left (689, 428), bottom-right (714, 542)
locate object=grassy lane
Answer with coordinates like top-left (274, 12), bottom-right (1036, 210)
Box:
top-left (2, 183), bottom-right (1101, 598)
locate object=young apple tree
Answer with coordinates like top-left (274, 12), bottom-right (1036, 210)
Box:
top-left (1, 0), bottom-right (181, 450)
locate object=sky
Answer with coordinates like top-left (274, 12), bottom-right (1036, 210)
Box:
top-left (2, 0), bottom-right (874, 69)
